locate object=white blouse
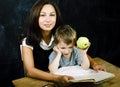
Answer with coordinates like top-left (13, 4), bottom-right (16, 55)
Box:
top-left (22, 35), bottom-right (54, 50)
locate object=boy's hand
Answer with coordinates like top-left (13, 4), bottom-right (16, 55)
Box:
top-left (53, 46), bottom-right (62, 55)
top-left (77, 43), bottom-right (90, 54)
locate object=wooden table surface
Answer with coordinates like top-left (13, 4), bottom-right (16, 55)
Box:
top-left (12, 57), bottom-right (120, 87)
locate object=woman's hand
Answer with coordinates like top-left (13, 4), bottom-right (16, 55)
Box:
top-left (87, 52), bottom-right (106, 72)
top-left (92, 63), bottom-right (106, 72)
top-left (54, 75), bottom-right (74, 87)
top-left (59, 75), bottom-right (74, 83)
top-left (56, 75), bottom-right (74, 86)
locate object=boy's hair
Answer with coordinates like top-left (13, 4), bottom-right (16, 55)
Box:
top-left (54, 25), bottom-right (77, 45)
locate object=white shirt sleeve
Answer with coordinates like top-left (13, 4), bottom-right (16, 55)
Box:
top-left (22, 37), bottom-right (33, 50)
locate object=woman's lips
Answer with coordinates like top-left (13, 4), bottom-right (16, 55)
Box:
top-left (44, 24), bottom-right (51, 27)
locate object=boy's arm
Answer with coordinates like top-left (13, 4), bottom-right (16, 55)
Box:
top-left (79, 49), bottom-right (90, 70)
top-left (48, 46), bottom-right (62, 73)
top-left (75, 45), bottom-right (106, 71)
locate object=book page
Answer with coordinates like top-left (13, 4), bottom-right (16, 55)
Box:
top-left (54, 65), bottom-right (115, 83)
top-left (54, 65), bottom-right (95, 77)
top-left (87, 71), bottom-right (115, 82)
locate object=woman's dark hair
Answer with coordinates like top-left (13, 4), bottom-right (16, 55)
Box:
top-left (22, 0), bottom-right (62, 46)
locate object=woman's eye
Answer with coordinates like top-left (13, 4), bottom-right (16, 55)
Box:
top-left (40, 14), bottom-right (45, 16)
top-left (50, 14), bottom-right (56, 16)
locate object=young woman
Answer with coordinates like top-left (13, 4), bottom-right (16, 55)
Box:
top-left (21, 0), bottom-right (105, 84)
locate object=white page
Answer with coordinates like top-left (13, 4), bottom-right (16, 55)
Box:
top-left (54, 65), bottom-right (95, 77)
top-left (54, 65), bottom-right (115, 82)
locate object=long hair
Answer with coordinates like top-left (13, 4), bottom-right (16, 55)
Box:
top-left (23, 0), bottom-right (62, 46)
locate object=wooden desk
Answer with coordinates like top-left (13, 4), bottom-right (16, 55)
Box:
top-left (12, 57), bottom-right (120, 87)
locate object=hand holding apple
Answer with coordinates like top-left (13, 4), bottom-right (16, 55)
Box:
top-left (76, 36), bottom-right (90, 49)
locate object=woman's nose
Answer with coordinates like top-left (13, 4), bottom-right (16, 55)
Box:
top-left (46, 16), bottom-right (50, 22)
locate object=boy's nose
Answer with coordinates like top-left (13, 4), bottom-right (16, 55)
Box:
top-left (64, 50), bottom-right (69, 54)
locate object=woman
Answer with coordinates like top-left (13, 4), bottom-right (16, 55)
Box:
top-left (21, 0), bottom-right (105, 84)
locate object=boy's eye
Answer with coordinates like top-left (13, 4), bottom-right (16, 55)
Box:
top-left (61, 47), bottom-right (65, 49)
top-left (69, 47), bottom-right (73, 49)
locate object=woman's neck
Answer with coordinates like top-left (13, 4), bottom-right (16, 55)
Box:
top-left (42, 31), bottom-right (52, 45)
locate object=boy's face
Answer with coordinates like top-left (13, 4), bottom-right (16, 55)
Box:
top-left (57, 41), bottom-right (74, 58)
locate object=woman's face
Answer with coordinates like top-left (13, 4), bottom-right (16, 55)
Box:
top-left (38, 4), bottom-right (56, 31)
top-left (57, 41), bottom-right (74, 58)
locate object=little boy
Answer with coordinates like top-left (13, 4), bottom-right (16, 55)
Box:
top-left (48, 25), bottom-right (90, 73)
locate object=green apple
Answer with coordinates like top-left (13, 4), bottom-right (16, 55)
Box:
top-left (76, 37), bottom-right (90, 49)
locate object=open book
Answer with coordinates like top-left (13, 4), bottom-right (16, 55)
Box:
top-left (54, 65), bottom-right (115, 84)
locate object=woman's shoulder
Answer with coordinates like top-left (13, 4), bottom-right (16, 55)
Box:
top-left (22, 37), bottom-right (33, 50)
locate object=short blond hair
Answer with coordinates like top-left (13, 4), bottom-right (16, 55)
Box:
top-left (54, 25), bottom-right (77, 45)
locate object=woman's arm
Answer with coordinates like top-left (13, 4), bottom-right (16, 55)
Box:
top-left (22, 46), bottom-right (74, 83)
top-left (22, 46), bottom-right (56, 81)
top-left (87, 55), bottom-right (106, 71)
